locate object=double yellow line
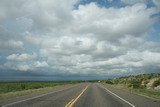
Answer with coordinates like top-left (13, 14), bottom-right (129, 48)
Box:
top-left (65, 86), bottom-right (88, 107)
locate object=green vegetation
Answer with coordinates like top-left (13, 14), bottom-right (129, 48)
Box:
top-left (0, 81), bottom-right (80, 94)
top-left (109, 73), bottom-right (160, 89)
top-left (105, 80), bottom-right (114, 85)
top-left (132, 88), bottom-right (160, 99)
top-left (0, 81), bottom-right (82, 101)
top-left (103, 73), bottom-right (160, 99)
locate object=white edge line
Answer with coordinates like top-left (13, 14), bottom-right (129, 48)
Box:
top-left (98, 84), bottom-right (135, 107)
top-left (2, 85), bottom-right (78, 107)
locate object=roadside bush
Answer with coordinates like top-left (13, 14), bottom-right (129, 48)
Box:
top-left (153, 78), bottom-right (160, 87)
top-left (127, 78), bottom-right (142, 89)
top-left (105, 80), bottom-right (113, 85)
top-left (0, 81), bottom-right (75, 94)
top-left (20, 83), bottom-right (26, 90)
top-left (112, 79), bottom-right (119, 84)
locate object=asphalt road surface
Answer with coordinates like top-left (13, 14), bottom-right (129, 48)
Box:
top-left (1, 83), bottom-right (160, 107)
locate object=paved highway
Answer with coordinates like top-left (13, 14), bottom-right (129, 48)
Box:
top-left (1, 83), bottom-right (160, 107)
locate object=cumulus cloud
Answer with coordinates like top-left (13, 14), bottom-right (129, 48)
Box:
top-left (4, 54), bottom-right (48, 71)
top-left (33, 61), bottom-right (49, 68)
top-left (3, 62), bottom-right (30, 71)
top-left (71, 3), bottom-right (157, 41)
top-left (0, 0), bottom-right (160, 79)
top-left (6, 53), bottom-right (36, 62)
top-left (0, 0), bottom-right (77, 32)
top-left (3, 61), bottom-right (49, 72)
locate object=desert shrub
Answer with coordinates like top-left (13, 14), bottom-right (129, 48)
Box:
top-left (112, 79), bottom-right (119, 84)
top-left (0, 81), bottom-right (76, 94)
top-left (105, 80), bottom-right (113, 85)
top-left (153, 78), bottom-right (160, 87)
top-left (127, 78), bottom-right (142, 89)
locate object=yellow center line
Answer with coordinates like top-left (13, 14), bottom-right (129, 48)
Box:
top-left (65, 85), bottom-right (88, 107)
top-left (65, 99), bottom-right (74, 107)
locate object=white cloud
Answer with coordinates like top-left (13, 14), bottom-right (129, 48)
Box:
top-left (71, 3), bottom-right (157, 41)
top-left (16, 64), bottom-right (30, 71)
top-left (0, 0), bottom-right (160, 78)
top-left (6, 53), bottom-right (36, 62)
top-left (105, 50), bottom-right (160, 68)
top-left (93, 41), bottom-right (125, 59)
top-left (3, 62), bottom-right (30, 71)
top-left (3, 60), bottom-right (49, 71)
top-left (23, 2), bottom-right (159, 76)
top-left (33, 61), bottom-right (49, 68)
top-left (141, 51), bottom-right (160, 66)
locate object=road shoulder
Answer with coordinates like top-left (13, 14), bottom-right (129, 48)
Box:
top-left (99, 83), bottom-right (160, 107)
top-left (0, 84), bottom-right (79, 106)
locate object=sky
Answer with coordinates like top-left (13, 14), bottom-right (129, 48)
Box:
top-left (0, 0), bottom-right (160, 81)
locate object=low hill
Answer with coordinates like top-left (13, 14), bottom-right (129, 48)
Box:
top-left (103, 73), bottom-right (160, 99)
top-left (105, 73), bottom-right (160, 89)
